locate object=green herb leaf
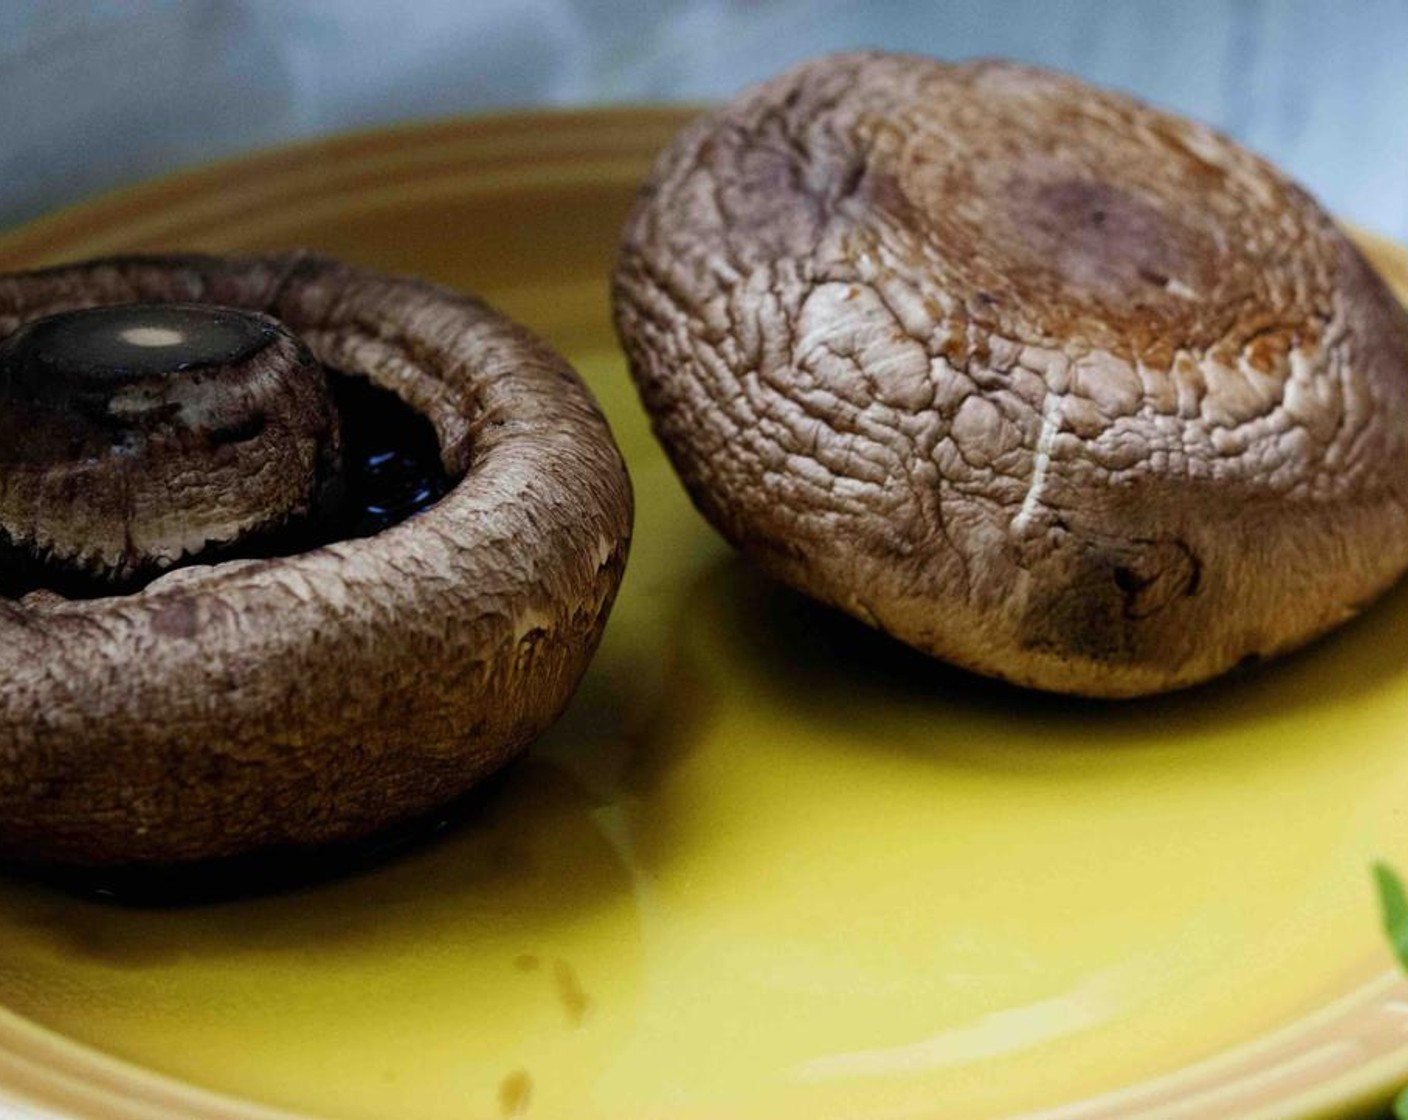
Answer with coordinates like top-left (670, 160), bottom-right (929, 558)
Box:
top-left (1375, 866), bottom-right (1408, 1117)
top-left (1374, 862), bottom-right (1408, 972)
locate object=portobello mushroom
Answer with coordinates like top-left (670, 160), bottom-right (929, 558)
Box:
top-left (614, 52), bottom-right (1408, 697)
top-left (0, 253), bottom-right (632, 864)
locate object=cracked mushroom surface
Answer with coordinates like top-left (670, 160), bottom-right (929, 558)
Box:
top-left (614, 52), bottom-right (1408, 697)
top-left (0, 253), bottom-right (632, 864)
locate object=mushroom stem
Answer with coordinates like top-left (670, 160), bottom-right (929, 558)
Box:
top-left (0, 302), bottom-right (343, 589)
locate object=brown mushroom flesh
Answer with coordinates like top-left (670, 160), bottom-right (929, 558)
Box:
top-left (0, 253), bottom-right (632, 864)
top-left (614, 53), bottom-right (1408, 697)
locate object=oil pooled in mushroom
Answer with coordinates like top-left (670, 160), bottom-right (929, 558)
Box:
top-left (326, 371), bottom-right (454, 541)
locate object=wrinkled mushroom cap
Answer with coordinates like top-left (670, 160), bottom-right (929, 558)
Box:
top-left (0, 253), bottom-right (632, 864)
top-left (614, 52), bottom-right (1408, 697)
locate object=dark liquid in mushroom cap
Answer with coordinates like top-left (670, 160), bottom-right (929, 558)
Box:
top-left (328, 373), bottom-right (454, 541)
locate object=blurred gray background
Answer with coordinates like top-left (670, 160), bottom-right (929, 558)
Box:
top-left (2, 1), bottom-right (1406, 238)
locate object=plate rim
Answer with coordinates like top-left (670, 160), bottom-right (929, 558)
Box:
top-left (0, 105), bottom-right (1406, 1120)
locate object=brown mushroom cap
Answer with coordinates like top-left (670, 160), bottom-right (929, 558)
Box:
top-left (0, 253), bottom-right (632, 864)
top-left (614, 52), bottom-right (1408, 697)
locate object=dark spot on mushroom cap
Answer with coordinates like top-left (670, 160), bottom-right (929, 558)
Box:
top-left (987, 177), bottom-right (1214, 321)
top-left (149, 597), bottom-right (200, 641)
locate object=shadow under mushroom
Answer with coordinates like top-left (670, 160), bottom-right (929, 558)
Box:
top-left (674, 553), bottom-right (1408, 757)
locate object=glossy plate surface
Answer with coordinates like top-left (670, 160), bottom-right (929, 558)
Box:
top-left (1, 109), bottom-right (1408, 1120)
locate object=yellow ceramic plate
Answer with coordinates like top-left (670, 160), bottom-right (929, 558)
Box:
top-left (0, 109), bottom-right (1407, 1120)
